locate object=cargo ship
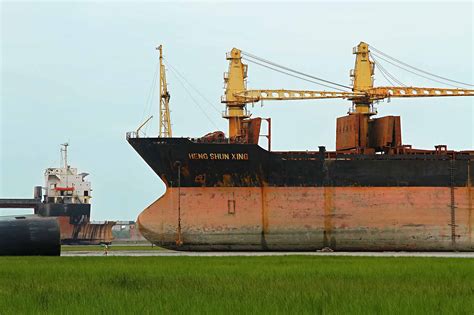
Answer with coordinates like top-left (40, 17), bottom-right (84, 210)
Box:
top-left (0, 143), bottom-right (114, 245)
top-left (128, 43), bottom-right (474, 251)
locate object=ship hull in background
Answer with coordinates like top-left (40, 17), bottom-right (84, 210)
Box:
top-left (36, 203), bottom-right (114, 245)
top-left (128, 137), bottom-right (474, 251)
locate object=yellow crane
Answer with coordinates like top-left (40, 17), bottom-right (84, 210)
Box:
top-left (157, 45), bottom-right (172, 137)
top-left (222, 42), bottom-right (473, 145)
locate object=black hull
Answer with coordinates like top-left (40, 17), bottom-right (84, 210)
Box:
top-left (128, 137), bottom-right (474, 188)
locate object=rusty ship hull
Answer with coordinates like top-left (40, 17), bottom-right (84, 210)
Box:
top-left (36, 203), bottom-right (114, 245)
top-left (128, 137), bottom-right (474, 251)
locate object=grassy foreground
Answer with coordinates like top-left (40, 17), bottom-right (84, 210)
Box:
top-left (0, 256), bottom-right (472, 314)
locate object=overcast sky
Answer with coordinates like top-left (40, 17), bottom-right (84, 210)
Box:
top-left (1, 1), bottom-right (473, 220)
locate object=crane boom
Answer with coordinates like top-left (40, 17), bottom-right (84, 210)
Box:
top-left (232, 89), bottom-right (363, 102)
top-left (232, 87), bottom-right (474, 103)
top-left (369, 86), bottom-right (474, 99)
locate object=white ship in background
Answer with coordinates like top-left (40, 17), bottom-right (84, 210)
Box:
top-left (1, 143), bottom-right (115, 245)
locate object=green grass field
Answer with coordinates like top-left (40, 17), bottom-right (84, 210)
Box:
top-left (0, 256), bottom-right (472, 314)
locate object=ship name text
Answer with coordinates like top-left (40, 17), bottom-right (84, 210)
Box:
top-left (188, 153), bottom-right (249, 160)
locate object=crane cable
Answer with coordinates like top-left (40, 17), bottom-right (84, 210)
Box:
top-left (374, 60), bottom-right (397, 86)
top-left (241, 50), bottom-right (353, 91)
top-left (370, 46), bottom-right (473, 87)
top-left (165, 62), bottom-right (221, 131)
top-left (164, 59), bottom-right (222, 115)
top-left (141, 60), bottom-right (160, 136)
top-left (243, 57), bottom-right (351, 92)
top-left (371, 54), bottom-right (406, 87)
top-left (370, 52), bottom-right (462, 88)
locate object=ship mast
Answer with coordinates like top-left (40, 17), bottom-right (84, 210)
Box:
top-left (60, 142), bottom-right (69, 169)
top-left (157, 45), bottom-right (172, 138)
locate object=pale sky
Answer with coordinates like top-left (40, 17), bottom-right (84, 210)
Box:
top-left (1, 1), bottom-right (473, 220)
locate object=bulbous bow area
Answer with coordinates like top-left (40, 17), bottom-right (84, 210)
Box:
top-left (136, 189), bottom-right (178, 249)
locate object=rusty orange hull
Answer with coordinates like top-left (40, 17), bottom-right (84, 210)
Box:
top-left (137, 187), bottom-right (474, 251)
top-left (57, 217), bottom-right (115, 245)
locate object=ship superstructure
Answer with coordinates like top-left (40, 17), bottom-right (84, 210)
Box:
top-left (128, 42), bottom-right (474, 251)
top-left (44, 143), bottom-right (91, 210)
top-left (45, 166), bottom-right (91, 205)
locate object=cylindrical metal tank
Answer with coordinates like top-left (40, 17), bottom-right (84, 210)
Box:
top-left (34, 186), bottom-right (42, 200)
top-left (0, 215), bottom-right (60, 256)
